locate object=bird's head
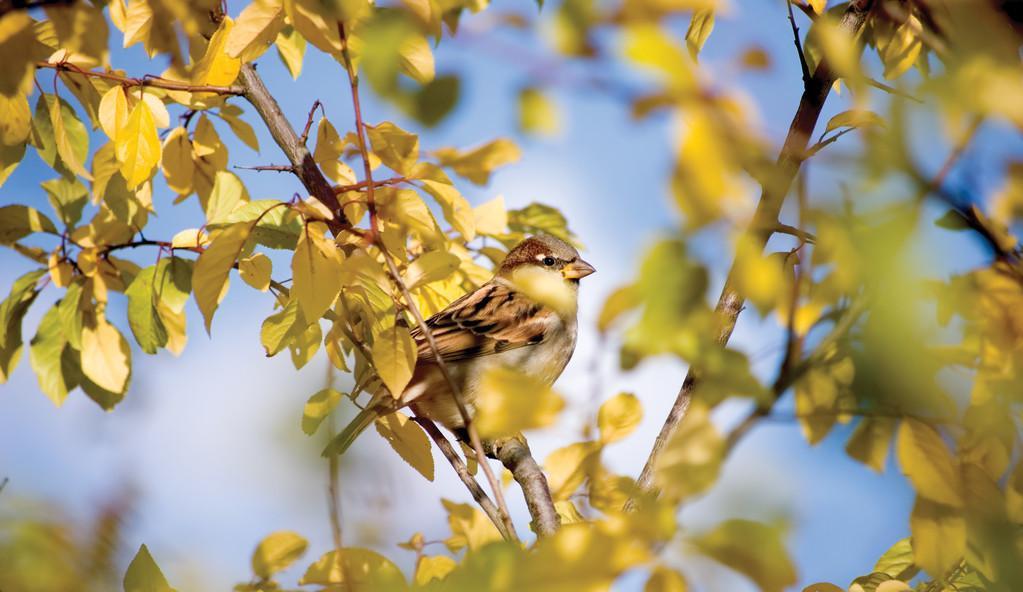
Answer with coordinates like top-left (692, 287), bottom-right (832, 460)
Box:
top-left (497, 234), bottom-right (597, 310)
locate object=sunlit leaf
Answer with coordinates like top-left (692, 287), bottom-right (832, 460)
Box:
top-left (896, 419), bottom-right (963, 507)
top-left (371, 323), bottom-right (417, 398)
top-left (252, 531), bottom-right (308, 579)
top-left (690, 519), bottom-right (796, 592)
top-left (909, 496), bottom-right (965, 577)
top-left (299, 548), bottom-right (406, 588)
top-left (302, 387), bottom-right (342, 435)
top-left (124, 544), bottom-right (176, 592)
top-left (598, 392), bottom-right (643, 444)
top-left (226, 0), bottom-right (285, 62)
top-left (80, 313), bottom-right (131, 395)
top-left (685, 10), bottom-right (714, 59)
top-left (375, 412), bottom-right (434, 481)
top-left (193, 222), bottom-right (253, 333)
top-left (292, 221), bottom-right (344, 322)
top-left (115, 100), bottom-right (161, 189)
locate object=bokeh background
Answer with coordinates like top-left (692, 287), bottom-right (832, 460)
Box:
top-left (2, 0), bottom-right (1018, 589)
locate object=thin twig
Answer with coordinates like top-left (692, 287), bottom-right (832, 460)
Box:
top-left (299, 100), bottom-right (324, 146)
top-left (788, 0), bottom-right (812, 86)
top-left (624, 0), bottom-right (877, 512)
top-left (336, 20), bottom-right (526, 540)
top-left (235, 164), bottom-right (296, 173)
top-left (413, 416), bottom-right (513, 541)
top-left (334, 176), bottom-right (410, 195)
top-left (37, 61), bottom-right (246, 95)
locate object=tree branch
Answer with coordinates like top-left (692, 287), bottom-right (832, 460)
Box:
top-left (624, 0), bottom-right (876, 511)
top-left (236, 64), bottom-right (347, 235)
top-left (413, 417), bottom-right (514, 541)
top-left (493, 437), bottom-right (560, 537)
top-left (37, 61), bottom-right (246, 95)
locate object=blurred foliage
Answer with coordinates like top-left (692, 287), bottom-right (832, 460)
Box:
top-left (2, 0), bottom-right (1023, 590)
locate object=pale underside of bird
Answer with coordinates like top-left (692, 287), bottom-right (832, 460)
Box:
top-left (324, 234), bottom-right (596, 457)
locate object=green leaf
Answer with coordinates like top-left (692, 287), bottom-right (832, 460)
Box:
top-left (300, 549), bottom-right (405, 588)
top-left (252, 531), bottom-right (308, 579)
top-left (126, 265), bottom-right (169, 355)
top-left (58, 281), bottom-right (84, 349)
top-left (239, 253), bottom-right (272, 291)
top-left (690, 519), bottom-right (796, 592)
top-left (597, 392), bottom-right (643, 444)
top-left (302, 387), bottom-right (342, 435)
top-left (212, 200), bottom-right (299, 250)
top-left (193, 222), bottom-right (254, 333)
top-left (872, 538), bottom-right (918, 581)
top-left (292, 221), bottom-right (344, 322)
top-left (375, 412), bottom-right (434, 481)
top-left (49, 94), bottom-right (91, 180)
top-left (934, 209), bottom-right (971, 231)
top-left (398, 33), bottom-right (434, 84)
top-left (124, 544), bottom-right (176, 592)
top-left (0, 204), bottom-right (58, 244)
top-left (371, 323), bottom-right (417, 397)
top-left (205, 170), bottom-right (249, 225)
top-left (685, 10), bottom-right (715, 60)
top-left (41, 176), bottom-right (88, 227)
top-left (29, 304), bottom-right (70, 406)
top-left (896, 419), bottom-right (962, 507)
top-left (154, 257), bottom-right (194, 314)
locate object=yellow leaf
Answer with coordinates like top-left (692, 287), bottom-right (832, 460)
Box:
top-left (226, 0), bottom-right (285, 62)
top-left (50, 95), bottom-right (92, 180)
top-left (673, 109), bottom-right (742, 228)
top-left (518, 87), bottom-right (559, 136)
top-left (140, 92), bottom-right (169, 128)
top-left (0, 92), bottom-right (31, 146)
top-left (170, 227), bottom-right (209, 249)
top-left (0, 204), bottom-right (58, 244)
top-left (156, 302), bottom-right (187, 356)
top-left (808, 0), bottom-right (827, 15)
top-left (0, 135), bottom-right (25, 187)
top-left (415, 555), bottom-right (456, 586)
top-left (434, 139), bottom-right (521, 186)
top-left (206, 170), bottom-right (249, 224)
top-left (238, 253), bottom-right (272, 291)
top-left (275, 25), bottom-right (305, 79)
top-left (598, 392), bottom-right (643, 444)
top-left (81, 313), bottom-right (131, 394)
top-left (370, 323), bottom-right (417, 397)
top-left (475, 366), bottom-right (565, 439)
top-left (252, 531), bottom-right (308, 579)
top-left (623, 23), bottom-right (695, 93)
top-left (300, 549), bottom-right (405, 588)
top-left (690, 520), bottom-right (796, 592)
top-left (284, 0), bottom-right (342, 55)
top-left (193, 222), bottom-right (252, 333)
top-left (896, 419), bottom-right (963, 507)
top-left (292, 221), bottom-right (344, 322)
top-left (685, 10), bottom-right (714, 59)
top-left (313, 117), bottom-right (355, 184)
top-left (421, 180), bottom-right (476, 241)
top-left (441, 499), bottom-right (502, 552)
top-left (795, 368), bottom-right (838, 445)
top-left (399, 33), bottom-right (434, 84)
top-left (161, 127), bottom-right (194, 195)
top-left (598, 285), bottom-right (639, 332)
top-left (544, 441), bottom-right (601, 501)
top-left (375, 412), bottom-right (434, 481)
top-left (508, 265), bottom-right (576, 316)
top-left (403, 250), bottom-right (460, 290)
top-left (880, 16), bottom-right (922, 80)
top-left (645, 566), bottom-right (688, 592)
top-left (473, 195), bottom-right (507, 236)
top-left (845, 416), bottom-right (895, 472)
top-left (909, 496), bottom-right (965, 577)
top-left (99, 86), bottom-right (129, 140)
top-left (124, 544), bottom-right (176, 592)
top-left (367, 121), bottom-right (419, 175)
top-left (115, 100), bottom-right (161, 189)
top-left (654, 401), bottom-right (723, 502)
top-left (302, 387), bottom-right (342, 435)
top-left (192, 17), bottom-right (241, 86)
top-left (824, 109), bottom-right (885, 135)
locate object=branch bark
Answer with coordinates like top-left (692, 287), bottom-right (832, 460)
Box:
top-left (38, 61), bottom-right (246, 95)
top-left (625, 0), bottom-right (876, 510)
top-left (236, 64), bottom-right (347, 235)
top-left (493, 437), bottom-right (560, 537)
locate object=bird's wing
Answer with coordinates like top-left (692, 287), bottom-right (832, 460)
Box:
top-left (411, 281), bottom-right (554, 363)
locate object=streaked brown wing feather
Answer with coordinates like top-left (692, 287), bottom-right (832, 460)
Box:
top-left (411, 282), bottom-right (551, 363)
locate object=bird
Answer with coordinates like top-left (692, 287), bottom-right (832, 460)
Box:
top-left (324, 234), bottom-right (596, 457)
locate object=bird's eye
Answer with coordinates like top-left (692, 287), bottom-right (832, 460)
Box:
top-left (542, 256), bottom-right (556, 267)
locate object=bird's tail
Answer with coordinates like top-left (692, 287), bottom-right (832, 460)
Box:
top-left (322, 406), bottom-right (378, 457)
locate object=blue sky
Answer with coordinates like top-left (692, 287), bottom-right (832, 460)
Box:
top-left (1, 0), bottom-right (1018, 589)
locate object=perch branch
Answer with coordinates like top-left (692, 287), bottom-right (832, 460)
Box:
top-left (492, 437), bottom-right (560, 537)
top-left (625, 0), bottom-right (876, 511)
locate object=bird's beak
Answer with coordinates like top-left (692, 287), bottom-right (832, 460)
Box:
top-left (562, 259), bottom-right (596, 280)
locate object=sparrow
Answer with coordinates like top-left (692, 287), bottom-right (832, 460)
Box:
top-left (324, 234), bottom-right (596, 456)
